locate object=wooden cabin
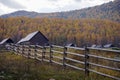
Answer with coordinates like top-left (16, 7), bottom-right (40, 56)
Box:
top-left (104, 44), bottom-right (114, 48)
top-left (0, 38), bottom-right (14, 49)
top-left (66, 43), bottom-right (76, 47)
top-left (0, 38), bottom-right (14, 45)
top-left (91, 44), bottom-right (103, 48)
top-left (17, 31), bottom-right (49, 46)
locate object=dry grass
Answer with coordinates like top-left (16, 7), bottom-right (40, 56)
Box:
top-left (0, 50), bottom-right (118, 80)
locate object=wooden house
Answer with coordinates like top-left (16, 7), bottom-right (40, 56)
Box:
top-left (91, 44), bottom-right (97, 48)
top-left (91, 44), bottom-right (103, 48)
top-left (17, 31), bottom-right (49, 46)
top-left (0, 38), bottom-right (14, 45)
top-left (104, 44), bottom-right (114, 48)
top-left (66, 43), bottom-right (76, 47)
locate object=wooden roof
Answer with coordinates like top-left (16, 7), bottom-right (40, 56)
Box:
top-left (0, 38), bottom-right (13, 45)
top-left (18, 31), bottom-right (39, 44)
top-left (17, 31), bottom-right (49, 45)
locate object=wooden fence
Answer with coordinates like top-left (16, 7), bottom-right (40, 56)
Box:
top-left (8, 44), bottom-right (120, 80)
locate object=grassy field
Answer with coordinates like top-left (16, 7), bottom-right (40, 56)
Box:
top-left (0, 50), bottom-right (115, 80)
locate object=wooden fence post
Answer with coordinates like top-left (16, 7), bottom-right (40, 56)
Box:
top-left (22, 45), bottom-right (24, 55)
top-left (13, 44), bottom-right (15, 52)
top-left (16, 45), bottom-right (19, 54)
top-left (12, 44), bottom-right (14, 51)
top-left (42, 46), bottom-right (46, 61)
top-left (50, 45), bottom-right (53, 63)
top-left (8, 44), bottom-right (11, 51)
top-left (10, 44), bottom-right (14, 51)
top-left (85, 47), bottom-right (89, 77)
top-left (18, 45), bottom-right (20, 53)
top-left (63, 46), bottom-right (67, 68)
top-left (14, 44), bottom-right (18, 54)
top-left (28, 45), bottom-right (31, 58)
top-left (34, 45), bottom-right (37, 59)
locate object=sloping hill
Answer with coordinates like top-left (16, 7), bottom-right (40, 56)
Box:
top-left (40, 0), bottom-right (120, 22)
top-left (0, 0), bottom-right (120, 22)
top-left (0, 10), bottom-right (39, 18)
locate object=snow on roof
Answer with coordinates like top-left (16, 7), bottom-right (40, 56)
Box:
top-left (0, 38), bottom-right (9, 44)
top-left (17, 31), bottom-right (39, 44)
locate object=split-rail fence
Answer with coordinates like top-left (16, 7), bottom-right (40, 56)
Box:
top-left (7, 44), bottom-right (120, 80)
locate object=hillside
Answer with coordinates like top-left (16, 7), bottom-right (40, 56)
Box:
top-left (0, 17), bottom-right (120, 47)
top-left (0, 11), bottom-right (39, 18)
top-left (0, 0), bottom-right (120, 22)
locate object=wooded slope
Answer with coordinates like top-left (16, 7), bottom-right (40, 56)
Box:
top-left (0, 17), bottom-right (120, 47)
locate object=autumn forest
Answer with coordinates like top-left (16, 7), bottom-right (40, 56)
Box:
top-left (0, 17), bottom-right (120, 47)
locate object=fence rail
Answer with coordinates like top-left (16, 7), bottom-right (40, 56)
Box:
top-left (7, 44), bottom-right (120, 80)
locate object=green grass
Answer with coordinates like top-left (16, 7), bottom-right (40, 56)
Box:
top-left (0, 50), bottom-right (116, 80)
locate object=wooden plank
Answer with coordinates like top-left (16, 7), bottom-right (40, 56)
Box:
top-left (88, 47), bottom-right (120, 53)
top-left (52, 45), bottom-right (64, 48)
top-left (88, 54), bottom-right (120, 62)
top-left (36, 57), bottom-right (42, 61)
top-left (53, 56), bottom-right (63, 60)
top-left (44, 46), bottom-right (50, 48)
top-left (36, 54), bottom-right (42, 57)
top-left (89, 69), bottom-right (120, 80)
top-left (66, 51), bottom-right (85, 57)
top-left (66, 57), bottom-right (85, 64)
top-left (66, 46), bottom-right (85, 51)
top-left (43, 59), bottom-right (49, 62)
top-left (36, 45), bottom-right (43, 48)
top-left (65, 63), bottom-right (85, 71)
top-left (89, 62), bottom-right (120, 71)
top-left (36, 50), bottom-right (43, 52)
top-left (52, 60), bottom-right (63, 65)
top-left (52, 50), bottom-right (63, 54)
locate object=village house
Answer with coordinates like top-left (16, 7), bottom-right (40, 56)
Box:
top-left (0, 38), bottom-right (14, 49)
top-left (66, 43), bottom-right (76, 47)
top-left (17, 31), bottom-right (49, 46)
top-left (103, 44), bottom-right (115, 48)
top-left (91, 44), bottom-right (103, 48)
top-left (0, 38), bottom-right (14, 45)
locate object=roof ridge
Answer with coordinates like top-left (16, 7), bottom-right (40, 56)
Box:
top-left (17, 31), bottom-right (39, 44)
